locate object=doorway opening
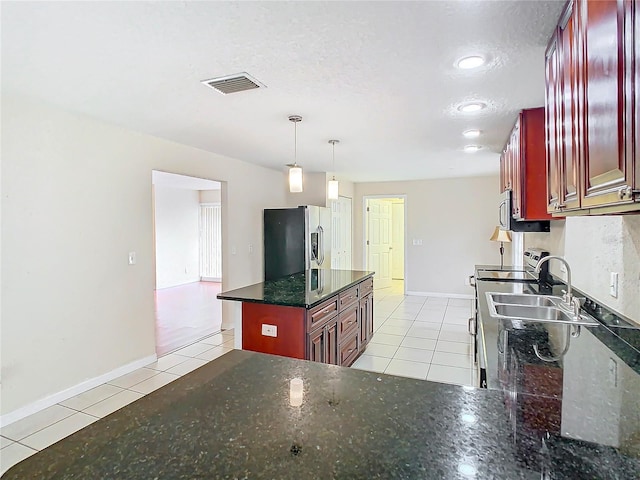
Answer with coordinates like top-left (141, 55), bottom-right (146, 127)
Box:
top-left (364, 196), bottom-right (406, 294)
top-left (152, 170), bottom-right (224, 356)
top-left (330, 195), bottom-right (353, 269)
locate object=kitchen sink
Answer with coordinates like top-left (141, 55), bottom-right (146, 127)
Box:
top-left (486, 292), bottom-right (599, 326)
top-left (488, 293), bottom-right (556, 307)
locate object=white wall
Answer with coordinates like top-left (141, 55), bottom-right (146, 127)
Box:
top-left (285, 172), bottom-right (329, 208)
top-left (199, 189), bottom-right (221, 204)
top-left (525, 216), bottom-right (640, 326)
top-left (1, 94), bottom-right (287, 416)
top-left (354, 176), bottom-right (500, 296)
top-left (154, 186), bottom-right (200, 289)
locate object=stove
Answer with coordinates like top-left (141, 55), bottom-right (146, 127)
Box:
top-left (475, 248), bottom-right (549, 283)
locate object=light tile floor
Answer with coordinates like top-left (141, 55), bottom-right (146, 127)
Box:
top-left (0, 330), bottom-right (235, 475)
top-left (352, 282), bottom-right (476, 386)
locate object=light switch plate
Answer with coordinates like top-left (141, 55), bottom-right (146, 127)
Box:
top-left (128, 252), bottom-right (136, 265)
top-left (610, 272), bottom-right (619, 298)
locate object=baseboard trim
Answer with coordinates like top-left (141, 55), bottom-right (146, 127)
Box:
top-left (405, 291), bottom-right (474, 300)
top-left (0, 353), bottom-right (157, 428)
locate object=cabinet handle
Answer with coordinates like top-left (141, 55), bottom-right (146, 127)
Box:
top-left (619, 186), bottom-right (632, 200)
top-left (347, 348), bottom-right (355, 354)
top-left (323, 308), bottom-right (330, 313)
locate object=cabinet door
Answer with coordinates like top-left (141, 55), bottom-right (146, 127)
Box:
top-left (499, 150), bottom-right (509, 192)
top-left (580, 0), bottom-right (634, 207)
top-left (628, 0), bottom-right (639, 191)
top-left (308, 328), bottom-right (323, 363)
top-left (326, 320), bottom-right (338, 365)
top-left (365, 294), bottom-right (374, 343)
top-left (559, 0), bottom-right (582, 210)
top-left (511, 120), bottom-right (524, 219)
top-left (546, 31), bottom-right (563, 213)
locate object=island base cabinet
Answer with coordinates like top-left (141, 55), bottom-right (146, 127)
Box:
top-left (240, 275), bottom-right (374, 367)
top-left (242, 303), bottom-right (306, 359)
top-left (359, 292), bottom-right (374, 348)
top-left (308, 319), bottom-right (338, 365)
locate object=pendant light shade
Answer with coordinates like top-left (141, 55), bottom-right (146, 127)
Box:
top-left (287, 115), bottom-right (303, 193)
top-left (289, 165), bottom-right (303, 193)
top-left (327, 179), bottom-right (339, 199)
top-left (327, 139), bottom-right (340, 200)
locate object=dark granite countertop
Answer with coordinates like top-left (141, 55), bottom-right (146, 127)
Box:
top-left (217, 269), bottom-right (374, 308)
top-left (474, 266), bottom-right (640, 478)
top-left (5, 349), bottom-right (639, 479)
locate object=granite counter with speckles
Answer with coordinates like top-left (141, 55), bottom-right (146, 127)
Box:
top-left (5, 348), bottom-right (639, 479)
top-left (217, 269), bottom-right (374, 308)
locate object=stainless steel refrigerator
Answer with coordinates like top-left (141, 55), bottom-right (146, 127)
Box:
top-left (263, 205), bottom-right (331, 280)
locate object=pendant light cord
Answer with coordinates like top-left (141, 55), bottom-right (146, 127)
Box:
top-left (294, 121), bottom-right (298, 166)
top-left (332, 141), bottom-right (337, 181)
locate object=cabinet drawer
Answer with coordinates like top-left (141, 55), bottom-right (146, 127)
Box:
top-left (339, 332), bottom-right (358, 366)
top-left (308, 296), bottom-right (338, 331)
top-left (338, 303), bottom-right (358, 338)
top-left (339, 286), bottom-right (359, 310)
top-left (359, 277), bottom-right (373, 297)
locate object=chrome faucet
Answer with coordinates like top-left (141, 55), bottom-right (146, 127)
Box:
top-left (535, 255), bottom-right (582, 318)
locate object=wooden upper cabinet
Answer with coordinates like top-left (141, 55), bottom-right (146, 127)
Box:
top-left (545, 31), bottom-right (562, 213)
top-left (503, 108), bottom-right (553, 221)
top-left (559, 1), bottom-right (582, 210)
top-left (580, 0), bottom-right (635, 209)
top-left (630, 0), bottom-right (639, 193)
top-left (544, 0), bottom-right (638, 215)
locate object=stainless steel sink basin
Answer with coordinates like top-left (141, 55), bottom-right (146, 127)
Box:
top-left (486, 292), bottom-right (599, 326)
top-left (489, 293), bottom-right (556, 307)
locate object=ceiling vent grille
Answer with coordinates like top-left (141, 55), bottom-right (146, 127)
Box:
top-left (201, 72), bottom-right (265, 95)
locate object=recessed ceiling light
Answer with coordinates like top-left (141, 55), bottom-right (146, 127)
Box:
top-left (464, 145), bottom-right (481, 153)
top-left (458, 102), bottom-right (487, 113)
top-left (463, 129), bottom-right (481, 138)
top-left (457, 55), bottom-right (485, 69)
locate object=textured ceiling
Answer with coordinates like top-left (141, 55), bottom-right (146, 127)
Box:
top-left (1, 1), bottom-right (565, 183)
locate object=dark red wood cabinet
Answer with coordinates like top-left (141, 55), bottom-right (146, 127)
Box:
top-left (545, 0), bottom-right (638, 215)
top-left (500, 108), bottom-right (554, 221)
top-left (242, 275), bottom-right (373, 367)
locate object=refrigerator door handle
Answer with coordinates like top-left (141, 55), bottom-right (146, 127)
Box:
top-left (317, 226), bottom-right (325, 265)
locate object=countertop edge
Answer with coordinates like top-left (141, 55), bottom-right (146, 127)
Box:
top-left (217, 271), bottom-right (375, 308)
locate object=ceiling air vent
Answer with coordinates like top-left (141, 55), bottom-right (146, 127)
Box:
top-left (201, 72), bottom-right (265, 95)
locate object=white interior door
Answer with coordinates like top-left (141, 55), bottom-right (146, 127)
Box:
top-left (331, 196), bottom-right (352, 269)
top-left (367, 199), bottom-right (392, 288)
top-left (391, 201), bottom-right (404, 280)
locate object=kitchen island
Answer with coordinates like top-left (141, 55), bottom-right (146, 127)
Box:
top-left (5, 348), bottom-right (639, 479)
top-left (217, 269), bottom-right (374, 367)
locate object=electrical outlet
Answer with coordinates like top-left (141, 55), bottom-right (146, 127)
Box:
top-left (412, 239), bottom-right (423, 246)
top-left (261, 324), bottom-right (277, 337)
top-left (560, 264), bottom-right (567, 274)
top-left (128, 252), bottom-right (136, 265)
top-left (610, 272), bottom-right (619, 298)
top-left (249, 244), bottom-right (253, 254)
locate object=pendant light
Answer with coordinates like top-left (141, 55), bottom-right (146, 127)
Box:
top-left (287, 115), bottom-right (303, 193)
top-left (327, 139), bottom-right (339, 200)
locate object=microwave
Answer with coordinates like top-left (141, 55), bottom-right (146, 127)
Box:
top-left (499, 190), bottom-right (550, 233)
